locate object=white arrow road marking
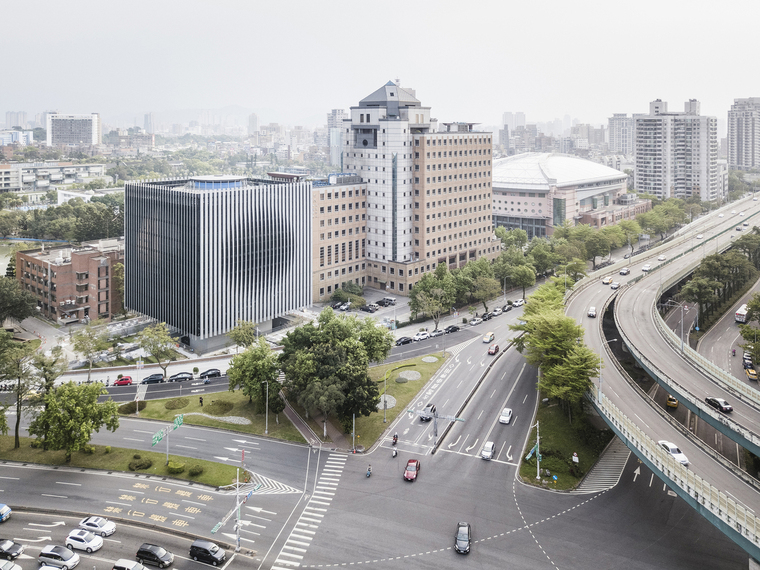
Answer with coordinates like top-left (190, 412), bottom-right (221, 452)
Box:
top-left (480, 360), bottom-right (485, 367)
top-left (214, 457), bottom-right (230, 462)
top-left (633, 466), bottom-right (640, 482)
top-left (224, 447), bottom-right (240, 452)
top-left (467, 356), bottom-right (472, 365)
top-left (15, 536), bottom-right (51, 542)
top-left (448, 435), bottom-right (461, 449)
top-left (27, 522), bottom-right (66, 527)
top-left (245, 506), bottom-right (277, 515)
top-left (465, 439), bottom-right (479, 453)
top-left (427, 432), bottom-right (433, 440)
top-left (506, 445), bottom-right (513, 461)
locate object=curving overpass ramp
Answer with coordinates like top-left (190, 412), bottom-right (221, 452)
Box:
top-left (566, 195), bottom-right (760, 560)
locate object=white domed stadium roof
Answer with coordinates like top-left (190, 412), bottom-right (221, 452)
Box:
top-left (492, 153), bottom-right (626, 190)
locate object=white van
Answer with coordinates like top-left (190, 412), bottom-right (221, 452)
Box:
top-left (382, 297), bottom-right (397, 306)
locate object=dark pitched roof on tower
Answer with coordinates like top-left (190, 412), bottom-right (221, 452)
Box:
top-left (359, 81), bottom-right (420, 108)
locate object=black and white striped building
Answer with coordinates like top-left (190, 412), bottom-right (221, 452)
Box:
top-left (125, 175), bottom-right (311, 352)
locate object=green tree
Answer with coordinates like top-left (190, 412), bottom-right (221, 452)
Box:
top-left (472, 276), bottom-right (501, 313)
top-left (618, 220), bottom-right (642, 256)
top-left (112, 262), bottom-right (126, 317)
top-left (28, 382), bottom-right (119, 462)
top-left (229, 320), bottom-right (260, 349)
top-left (227, 337), bottom-right (279, 405)
top-left (585, 232), bottom-right (610, 270)
top-left (31, 346), bottom-right (67, 450)
top-left (280, 309), bottom-right (393, 432)
top-left (0, 277), bottom-right (37, 322)
top-left (539, 343), bottom-right (600, 423)
top-left (137, 322), bottom-right (176, 378)
top-left (681, 277), bottom-right (721, 322)
top-left (408, 271), bottom-right (455, 329)
top-left (72, 320), bottom-right (109, 382)
top-left (511, 265), bottom-right (536, 299)
top-left (0, 334), bottom-right (37, 449)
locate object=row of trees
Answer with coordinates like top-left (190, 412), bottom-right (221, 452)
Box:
top-left (510, 279), bottom-right (599, 422)
top-left (0, 194), bottom-right (123, 241)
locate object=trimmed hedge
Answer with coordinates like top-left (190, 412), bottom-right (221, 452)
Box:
top-left (167, 461), bottom-right (185, 474)
top-left (189, 465), bottom-right (204, 477)
top-left (129, 457), bottom-right (153, 471)
top-left (118, 401), bottom-right (147, 414)
top-left (165, 397), bottom-right (189, 410)
top-left (205, 400), bottom-right (234, 415)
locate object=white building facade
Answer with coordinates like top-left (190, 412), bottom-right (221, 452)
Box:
top-left (46, 113), bottom-right (101, 146)
top-left (728, 97), bottom-right (760, 171)
top-left (634, 100), bottom-right (719, 201)
top-left (608, 113), bottom-right (635, 155)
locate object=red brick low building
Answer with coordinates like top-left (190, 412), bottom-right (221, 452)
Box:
top-left (16, 238), bottom-right (124, 324)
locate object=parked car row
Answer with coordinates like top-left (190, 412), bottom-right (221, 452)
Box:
top-left (112, 369), bottom-right (224, 386)
top-left (395, 325), bottom-right (460, 346)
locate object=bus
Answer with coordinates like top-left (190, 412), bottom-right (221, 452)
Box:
top-left (736, 304), bottom-right (749, 323)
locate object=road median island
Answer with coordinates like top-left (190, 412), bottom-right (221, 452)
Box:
top-left (518, 394), bottom-right (613, 491)
top-left (0, 435), bottom-right (240, 488)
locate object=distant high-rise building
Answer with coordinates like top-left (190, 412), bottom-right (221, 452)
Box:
top-left (502, 112), bottom-right (514, 131)
top-left (248, 113), bottom-right (259, 137)
top-left (634, 100), bottom-right (719, 201)
top-left (144, 113), bottom-right (155, 134)
top-left (46, 113), bottom-right (101, 146)
top-left (728, 97), bottom-right (760, 171)
top-left (5, 111), bottom-right (27, 130)
top-left (327, 109), bottom-right (347, 130)
top-left (515, 112), bottom-right (526, 129)
top-left (498, 125), bottom-right (510, 148)
top-left (608, 113), bottom-right (635, 155)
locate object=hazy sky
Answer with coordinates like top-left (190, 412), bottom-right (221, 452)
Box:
top-left (5, 0), bottom-right (759, 131)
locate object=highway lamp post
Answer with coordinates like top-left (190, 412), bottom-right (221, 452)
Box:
top-left (535, 421), bottom-right (541, 480)
top-left (662, 299), bottom-right (686, 352)
top-left (599, 338), bottom-right (619, 402)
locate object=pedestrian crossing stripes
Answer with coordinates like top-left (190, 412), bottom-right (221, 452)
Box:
top-left (271, 453), bottom-right (346, 569)
top-left (574, 436), bottom-right (631, 494)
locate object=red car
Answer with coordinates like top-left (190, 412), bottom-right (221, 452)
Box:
top-left (488, 344), bottom-right (499, 355)
top-left (404, 459), bottom-right (421, 481)
top-left (114, 376), bottom-right (133, 386)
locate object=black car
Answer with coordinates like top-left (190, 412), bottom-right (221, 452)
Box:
top-left (359, 305), bottom-right (371, 312)
top-left (743, 359), bottom-right (754, 370)
top-left (705, 397), bottom-right (733, 413)
top-left (189, 539), bottom-right (225, 566)
top-left (395, 336), bottom-right (413, 346)
top-left (481, 312), bottom-right (492, 321)
top-left (141, 373), bottom-right (164, 384)
top-left (444, 325), bottom-right (460, 334)
top-left (429, 329), bottom-right (444, 337)
top-left (169, 372), bottom-right (192, 382)
top-left (420, 403), bottom-right (436, 421)
top-left (377, 299), bottom-right (389, 307)
top-left (200, 369), bottom-right (222, 379)
top-left (503, 304), bottom-right (512, 312)
top-left (0, 539), bottom-right (24, 560)
top-left (137, 543), bottom-right (174, 568)
top-left (331, 301), bottom-right (343, 309)
top-left (454, 521), bottom-right (471, 554)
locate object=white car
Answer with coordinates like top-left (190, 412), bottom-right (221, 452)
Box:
top-left (78, 516), bottom-right (115, 537)
top-left (696, 234), bottom-right (704, 239)
top-left (413, 331), bottom-right (430, 342)
top-left (481, 441), bottom-right (495, 460)
top-left (610, 282), bottom-right (620, 290)
top-left (658, 440), bottom-right (689, 466)
top-left (642, 264), bottom-right (652, 272)
top-left (732, 210), bottom-right (737, 214)
top-left (65, 530), bottom-right (103, 553)
top-left (657, 255), bottom-right (666, 261)
top-left (492, 307), bottom-right (502, 316)
top-left (513, 299), bottom-right (525, 307)
top-left (499, 408), bottom-right (513, 424)
top-left (719, 213), bottom-right (724, 218)
top-left (469, 317), bottom-right (483, 326)
top-left (740, 211), bottom-right (745, 216)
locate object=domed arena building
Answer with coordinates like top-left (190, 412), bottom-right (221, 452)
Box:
top-left (491, 152), bottom-right (650, 239)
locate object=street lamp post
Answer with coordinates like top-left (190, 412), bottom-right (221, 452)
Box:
top-left (599, 338), bottom-right (619, 402)
top-left (262, 379), bottom-right (269, 435)
top-left (662, 299), bottom-right (686, 352)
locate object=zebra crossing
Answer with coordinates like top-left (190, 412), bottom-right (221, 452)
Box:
top-left (246, 471), bottom-right (302, 495)
top-left (271, 452), bottom-right (347, 569)
top-left (575, 436), bottom-right (631, 494)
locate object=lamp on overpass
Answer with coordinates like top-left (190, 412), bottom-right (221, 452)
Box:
top-left (662, 299), bottom-right (686, 353)
top-left (599, 338), bottom-right (618, 402)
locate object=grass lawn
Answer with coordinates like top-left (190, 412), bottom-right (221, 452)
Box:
top-left (91, 350), bottom-right (186, 369)
top-left (120, 389), bottom-right (306, 443)
top-left (519, 397), bottom-right (613, 491)
top-left (356, 353), bottom-right (448, 447)
top-left (0, 436), bottom-right (239, 487)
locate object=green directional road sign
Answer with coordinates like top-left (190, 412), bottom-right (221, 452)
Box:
top-left (173, 415), bottom-right (184, 430)
top-left (211, 522), bottom-right (222, 534)
top-left (151, 428), bottom-right (166, 447)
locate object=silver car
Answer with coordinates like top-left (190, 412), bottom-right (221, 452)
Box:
top-left (481, 441), bottom-right (495, 460)
top-left (499, 408), bottom-right (513, 424)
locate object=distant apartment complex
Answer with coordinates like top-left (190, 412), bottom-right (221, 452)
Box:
top-left (0, 130), bottom-right (33, 146)
top-left (339, 81), bottom-right (498, 295)
top-left (491, 153), bottom-right (645, 238)
top-left (46, 113), bottom-right (102, 147)
top-left (634, 100), bottom-right (719, 201)
top-left (0, 161), bottom-right (107, 200)
top-left (728, 97), bottom-right (760, 171)
top-left (5, 112), bottom-right (27, 130)
top-left (16, 238), bottom-right (125, 324)
top-left (125, 175), bottom-right (311, 352)
top-left (608, 113), bottom-right (636, 155)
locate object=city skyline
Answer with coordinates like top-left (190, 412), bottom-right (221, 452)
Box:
top-left (3, 0), bottom-right (758, 132)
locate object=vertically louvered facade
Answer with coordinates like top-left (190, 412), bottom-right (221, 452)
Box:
top-left (125, 175), bottom-right (311, 351)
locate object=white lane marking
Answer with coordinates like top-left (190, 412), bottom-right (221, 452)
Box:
top-left (175, 445), bottom-right (197, 450)
top-left (185, 437), bottom-right (206, 441)
top-left (41, 494), bottom-right (67, 498)
top-left (56, 482), bottom-right (81, 486)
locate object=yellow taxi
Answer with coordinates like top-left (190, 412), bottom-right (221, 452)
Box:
top-left (747, 368), bottom-right (758, 381)
top-left (666, 395), bottom-right (679, 408)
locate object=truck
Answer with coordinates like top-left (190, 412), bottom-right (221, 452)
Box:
top-left (736, 304), bottom-right (749, 323)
